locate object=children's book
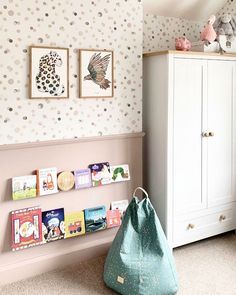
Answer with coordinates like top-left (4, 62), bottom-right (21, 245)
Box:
top-left (111, 199), bottom-right (129, 219)
top-left (106, 209), bottom-right (121, 228)
top-left (57, 171), bottom-right (75, 191)
top-left (36, 167), bottom-right (58, 196)
top-left (84, 205), bottom-right (107, 233)
top-left (88, 162), bottom-right (111, 187)
top-left (110, 164), bottom-right (130, 183)
top-left (65, 211), bottom-right (85, 238)
top-left (12, 175), bottom-right (37, 201)
top-left (42, 208), bottom-right (65, 243)
top-left (11, 207), bottom-right (43, 251)
top-left (74, 169), bottom-right (92, 190)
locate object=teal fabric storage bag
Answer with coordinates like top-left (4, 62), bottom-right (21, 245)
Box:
top-left (104, 187), bottom-right (178, 295)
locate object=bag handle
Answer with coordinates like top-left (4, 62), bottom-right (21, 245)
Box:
top-left (133, 187), bottom-right (149, 199)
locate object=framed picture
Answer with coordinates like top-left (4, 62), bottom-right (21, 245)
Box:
top-left (29, 46), bottom-right (69, 99)
top-left (79, 49), bottom-right (114, 98)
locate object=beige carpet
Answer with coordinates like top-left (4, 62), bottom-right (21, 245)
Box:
top-left (1, 232), bottom-right (235, 295)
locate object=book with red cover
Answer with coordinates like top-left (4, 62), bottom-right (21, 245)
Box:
top-left (106, 209), bottom-right (121, 228)
top-left (111, 199), bottom-right (129, 219)
top-left (11, 207), bottom-right (43, 251)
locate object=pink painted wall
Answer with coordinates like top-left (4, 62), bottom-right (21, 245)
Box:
top-left (0, 133), bottom-right (143, 285)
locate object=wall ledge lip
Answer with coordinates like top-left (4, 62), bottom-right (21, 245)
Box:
top-left (0, 132), bottom-right (145, 151)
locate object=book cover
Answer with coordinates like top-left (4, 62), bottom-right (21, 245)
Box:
top-left (65, 211), bottom-right (85, 238)
top-left (88, 162), bottom-right (111, 187)
top-left (11, 206), bottom-right (43, 251)
top-left (36, 167), bottom-right (58, 196)
top-left (74, 169), bottom-right (92, 189)
top-left (57, 171), bottom-right (75, 191)
top-left (42, 208), bottom-right (65, 243)
top-left (106, 209), bottom-right (121, 228)
top-left (84, 205), bottom-right (107, 233)
top-left (110, 164), bottom-right (130, 183)
top-left (12, 175), bottom-right (37, 201)
top-left (111, 199), bottom-right (129, 219)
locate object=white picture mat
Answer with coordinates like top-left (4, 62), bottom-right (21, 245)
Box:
top-left (31, 47), bottom-right (68, 98)
top-left (80, 50), bottom-right (113, 97)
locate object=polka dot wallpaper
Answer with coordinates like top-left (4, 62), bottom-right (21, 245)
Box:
top-left (217, 0), bottom-right (236, 18)
top-left (0, 0), bottom-right (142, 145)
top-left (143, 0), bottom-right (236, 53)
top-left (143, 15), bottom-right (203, 53)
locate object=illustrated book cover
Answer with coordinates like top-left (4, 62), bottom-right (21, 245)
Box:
top-left (11, 206), bottom-right (43, 251)
top-left (65, 211), bottom-right (85, 238)
top-left (12, 175), bottom-right (37, 201)
top-left (74, 169), bottom-right (92, 190)
top-left (110, 164), bottom-right (130, 183)
top-left (106, 209), bottom-right (121, 228)
top-left (36, 167), bottom-right (58, 196)
top-left (84, 205), bottom-right (107, 233)
top-left (88, 162), bottom-right (111, 187)
top-left (42, 208), bottom-right (65, 243)
top-left (111, 199), bottom-right (129, 219)
top-left (57, 171), bottom-right (75, 191)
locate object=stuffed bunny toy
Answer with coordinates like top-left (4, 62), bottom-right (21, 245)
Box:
top-left (201, 15), bottom-right (217, 43)
top-left (214, 14), bottom-right (236, 36)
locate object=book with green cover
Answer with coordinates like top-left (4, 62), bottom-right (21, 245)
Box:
top-left (84, 206), bottom-right (107, 233)
top-left (12, 175), bottom-right (37, 201)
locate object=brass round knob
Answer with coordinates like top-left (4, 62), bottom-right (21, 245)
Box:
top-left (202, 132), bottom-right (209, 137)
top-left (187, 223), bottom-right (195, 230)
top-left (219, 215), bottom-right (226, 222)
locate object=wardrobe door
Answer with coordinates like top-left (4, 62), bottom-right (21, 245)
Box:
top-left (207, 60), bottom-right (236, 207)
top-left (173, 58), bottom-right (207, 214)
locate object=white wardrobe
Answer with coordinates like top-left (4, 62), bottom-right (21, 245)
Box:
top-left (143, 51), bottom-right (236, 248)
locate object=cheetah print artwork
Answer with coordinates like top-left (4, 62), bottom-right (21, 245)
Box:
top-left (30, 47), bottom-right (69, 99)
top-left (36, 51), bottom-right (64, 96)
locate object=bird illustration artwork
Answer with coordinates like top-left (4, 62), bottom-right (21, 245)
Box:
top-left (83, 52), bottom-right (111, 90)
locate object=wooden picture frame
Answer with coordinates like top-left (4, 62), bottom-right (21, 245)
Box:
top-left (79, 49), bottom-right (114, 98)
top-left (29, 46), bottom-right (69, 99)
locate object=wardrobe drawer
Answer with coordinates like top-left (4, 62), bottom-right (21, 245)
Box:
top-left (173, 206), bottom-right (236, 247)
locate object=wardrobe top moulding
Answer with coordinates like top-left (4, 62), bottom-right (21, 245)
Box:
top-left (143, 50), bottom-right (236, 60)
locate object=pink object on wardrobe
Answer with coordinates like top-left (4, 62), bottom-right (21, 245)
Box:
top-left (175, 36), bottom-right (192, 51)
top-left (200, 15), bottom-right (217, 43)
